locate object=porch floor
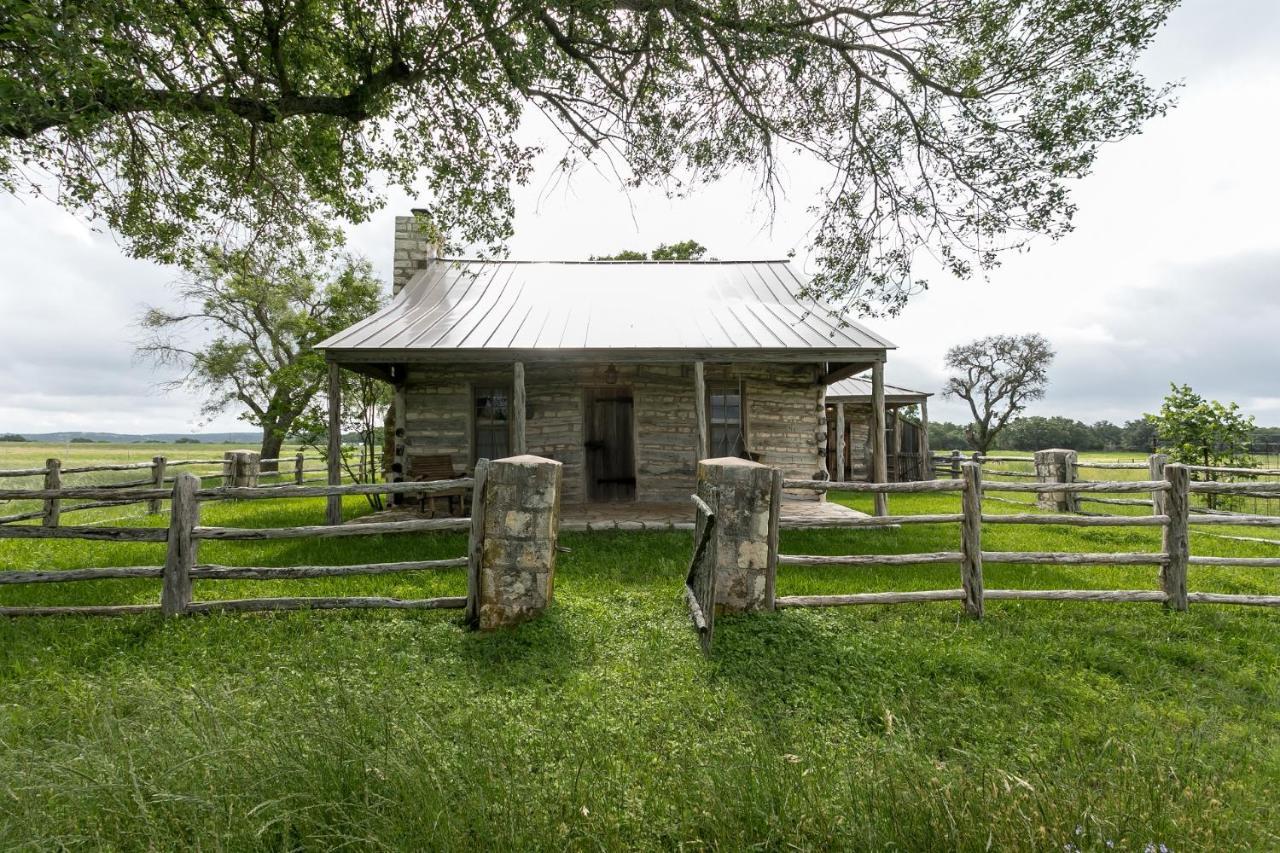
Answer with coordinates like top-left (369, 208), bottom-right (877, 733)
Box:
top-left (353, 497), bottom-right (868, 532)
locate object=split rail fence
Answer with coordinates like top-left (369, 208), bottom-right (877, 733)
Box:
top-left (773, 462), bottom-right (1280, 617)
top-left (933, 449), bottom-right (1280, 519)
top-left (0, 470), bottom-right (484, 619)
top-left (0, 451), bottom-right (328, 527)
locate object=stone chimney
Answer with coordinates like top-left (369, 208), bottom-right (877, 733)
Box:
top-left (393, 209), bottom-right (442, 295)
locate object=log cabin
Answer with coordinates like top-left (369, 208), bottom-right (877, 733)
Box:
top-left (314, 214), bottom-right (896, 522)
top-left (825, 377), bottom-right (933, 483)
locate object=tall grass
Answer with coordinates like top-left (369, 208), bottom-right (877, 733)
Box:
top-left (0, 446), bottom-right (1278, 849)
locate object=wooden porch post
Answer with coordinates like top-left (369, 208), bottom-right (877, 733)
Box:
top-left (694, 360), bottom-right (709, 461)
top-left (918, 397), bottom-right (932, 480)
top-left (890, 406), bottom-right (903, 482)
top-left (834, 402), bottom-right (846, 482)
top-left (512, 361), bottom-right (527, 456)
top-left (326, 361), bottom-right (343, 525)
top-left (870, 360), bottom-right (888, 515)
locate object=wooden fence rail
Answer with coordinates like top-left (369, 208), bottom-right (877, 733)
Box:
top-left (0, 452), bottom-right (336, 527)
top-left (0, 473), bottom-right (478, 618)
top-left (771, 462), bottom-right (1280, 621)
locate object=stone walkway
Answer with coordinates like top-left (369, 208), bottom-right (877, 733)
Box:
top-left (353, 497), bottom-right (868, 532)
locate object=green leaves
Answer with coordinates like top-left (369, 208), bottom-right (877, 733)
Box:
top-left (2, 1), bottom-right (1176, 313)
top-left (1146, 384), bottom-right (1255, 469)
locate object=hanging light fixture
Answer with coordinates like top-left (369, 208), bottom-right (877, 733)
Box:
top-left (604, 364), bottom-right (618, 385)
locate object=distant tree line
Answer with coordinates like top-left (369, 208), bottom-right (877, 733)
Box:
top-left (929, 417), bottom-right (1159, 453)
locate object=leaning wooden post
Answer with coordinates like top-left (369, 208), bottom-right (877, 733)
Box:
top-left (1148, 453), bottom-right (1169, 516)
top-left (918, 398), bottom-right (933, 480)
top-left (765, 466), bottom-right (783, 611)
top-left (834, 402), bottom-right (846, 483)
top-left (870, 360), bottom-right (888, 515)
top-left (41, 458), bottom-right (61, 528)
top-left (161, 473), bottom-right (200, 617)
top-left (1161, 463), bottom-right (1189, 612)
top-left (294, 452), bottom-right (305, 485)
top-left (693, 360), bottom-right (709, 461)
top-left (464, 458), bottom-right (490, 629)
top-left (326, 361), bottom-right (343, 525)
top-left (960, 461), bottom-right (984, 618)
top-left (222, 451), bottom-right (236, 490)
top-left (147, 455), bottom-right (167, 514)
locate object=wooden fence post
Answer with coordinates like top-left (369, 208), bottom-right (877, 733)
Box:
top-left (161, 473), bottom-right (200, 616)
top-left (326, 361), bottom-right (343, 525)
top-left (294, 452), bottom-right (306, 485)
top-left (148, 455), bottom-right (167, 514)
top-left (42, 458), bottom-right (61, 528)
top-left (1161, 463), bottom-right (1189, 611)
top-left (245, 452), bottom-right (261, 488)
top-left (1148, 453), bottom-right (1168, 516)
top-left (765, 466), bottom-right (783, 611)
top-left (834, 402), bottom-right (845, 483)
top-left (222, 451), bottom-right (235, 489)
top-left (950, 449), bottom-right (961, 480)
top-left (960, 461), bottom-right (984, 618)
top-left (464, 458), bottom-right (490, 629)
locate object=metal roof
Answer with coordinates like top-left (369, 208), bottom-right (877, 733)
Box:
top-left (317, 259), bottom-right (894, 359)
top-left (826, 376), bottom-right (931, 404)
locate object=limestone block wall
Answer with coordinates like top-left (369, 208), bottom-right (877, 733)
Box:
top-left (401, 361), bottom-right (825, 503)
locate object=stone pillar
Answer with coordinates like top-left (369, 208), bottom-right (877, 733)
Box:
top-left (1034, 448), bottom-right (1078, 512)
top-left (478, 455), bottom-right (563, 630)
top-left (698, 457), bottom-right (774, 613)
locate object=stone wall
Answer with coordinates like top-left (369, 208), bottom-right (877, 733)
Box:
top-left (402, 361), bottom-right (825, 503)
top-left (393, 214), bottom-right (439, 295)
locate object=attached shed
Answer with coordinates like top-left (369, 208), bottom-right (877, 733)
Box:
top-left (314, 215), bottom-right (897, 521)
top-left (825, 376), bottom-right (933, 483)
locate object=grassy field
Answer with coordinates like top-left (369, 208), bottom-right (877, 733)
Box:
top-left (1, 445), bottom-right (1278, 849)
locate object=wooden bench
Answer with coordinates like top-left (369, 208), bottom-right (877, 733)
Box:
top-left (407, 454), bottom-right (468, 517)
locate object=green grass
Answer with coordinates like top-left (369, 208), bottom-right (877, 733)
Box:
top-left (1, 450), bottom-right (1279, 849)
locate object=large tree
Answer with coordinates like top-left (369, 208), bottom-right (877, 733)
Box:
top-left (138, 246), bottom-right (383, 466)
top-left (3, 1), bottom-right (1175, 315)
top-left (943, 333), bottom-right (1055, 453)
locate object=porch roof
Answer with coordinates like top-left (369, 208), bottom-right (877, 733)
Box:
top-left (826, 376), bottom-right (931, 406)
top-left (317, 258), bottom-right (893, 364)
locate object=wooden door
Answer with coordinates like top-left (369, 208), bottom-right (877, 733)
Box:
top-left (585, 388), bottom-right (636, 502)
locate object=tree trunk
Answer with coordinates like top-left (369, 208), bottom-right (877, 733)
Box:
top-left (259, 430), bottom-right (286, 473)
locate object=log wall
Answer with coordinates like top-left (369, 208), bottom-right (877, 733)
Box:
top-left (402, 361), bottom-right (825, 504)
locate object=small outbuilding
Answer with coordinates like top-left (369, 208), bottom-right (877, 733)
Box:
top-left (315, 214), bottom-right (898, 521)
top-left (825, 376), bottom-right (933, 483)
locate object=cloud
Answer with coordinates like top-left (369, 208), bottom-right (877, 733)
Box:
top-left (1, 0), bottom-right (1278, 433)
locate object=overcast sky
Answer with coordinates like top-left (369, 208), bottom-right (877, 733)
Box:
top-left (1, 0), bottom-right (1277, 434)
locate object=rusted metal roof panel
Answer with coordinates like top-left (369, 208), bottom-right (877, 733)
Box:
top-left (317, 259), bottom-right (894, 355)
top-left (827, 376), bottom-right (931, 403)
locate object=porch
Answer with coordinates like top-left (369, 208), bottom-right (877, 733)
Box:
top-left (352, 495), bottom-right (870, 532)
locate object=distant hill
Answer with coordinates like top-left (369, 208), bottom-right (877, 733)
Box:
top-left (6, 431), bottom-right (264, 444)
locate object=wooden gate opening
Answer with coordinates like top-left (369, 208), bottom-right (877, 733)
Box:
top-left (585, 387), bottom-right (637, 502)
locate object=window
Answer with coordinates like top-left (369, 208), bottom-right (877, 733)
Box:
top-left (473, 385), bottom-right (510, 461)
top-left (708, 384), bottom-right (746, 458)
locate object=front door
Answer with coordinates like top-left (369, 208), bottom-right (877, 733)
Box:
top-left (585, 388), bottom-right (636, 502)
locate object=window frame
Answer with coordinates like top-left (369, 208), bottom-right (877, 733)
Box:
top-left (706, 382), bottom-right (747, 459)
top-left (471, 382), bottom-right (513, 463)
